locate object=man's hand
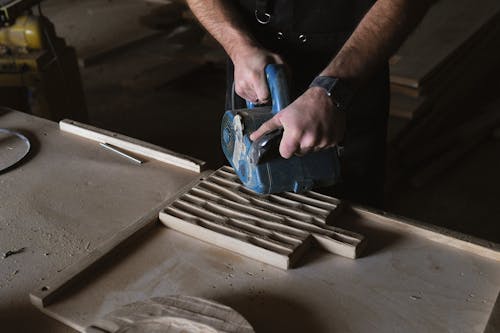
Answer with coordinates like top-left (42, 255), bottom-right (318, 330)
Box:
top-left (231, 46), bottom-right (284, 104)
top-left (250, 87), bottom-right (346, 159)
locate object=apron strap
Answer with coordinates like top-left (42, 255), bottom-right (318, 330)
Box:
top-left (255, 0), bottom-right (272, 24)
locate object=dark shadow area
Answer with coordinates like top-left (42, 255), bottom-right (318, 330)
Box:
top-left (329, 205), bottom-right (405, 257)
top-left (216, 292), bottom-right (327, 333)
top-left (0, 304), bottom-right (74, 332)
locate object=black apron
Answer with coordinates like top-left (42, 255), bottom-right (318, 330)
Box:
top-left (226, 0), bottom-right (389, 207)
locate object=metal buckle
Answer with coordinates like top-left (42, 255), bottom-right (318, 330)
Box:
top-left (254, 10), bottom-right (271, 24)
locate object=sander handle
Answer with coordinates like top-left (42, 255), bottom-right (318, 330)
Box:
top-left (246, 64), bottom-right (291, 114)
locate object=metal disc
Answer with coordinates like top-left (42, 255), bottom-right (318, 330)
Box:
top-left (0, 128), bottom-right (31, 172)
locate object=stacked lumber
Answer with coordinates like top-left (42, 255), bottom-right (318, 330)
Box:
top-left (387, 0), bottom-right (500, 187)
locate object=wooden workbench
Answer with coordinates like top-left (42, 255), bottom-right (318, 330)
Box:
top-left (0, 110), bottom-right (201, 332)
top-left (1, 110), bottom-right (499, 332)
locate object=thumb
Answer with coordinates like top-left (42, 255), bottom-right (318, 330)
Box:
top-left (249, 115), bottom-right (282, 141)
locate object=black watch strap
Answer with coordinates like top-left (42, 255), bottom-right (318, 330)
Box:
top-left (309, 76), bottom-right (354, 111)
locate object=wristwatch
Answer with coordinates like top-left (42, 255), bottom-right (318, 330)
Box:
top-left (309, 76), bottom-right (354, 112)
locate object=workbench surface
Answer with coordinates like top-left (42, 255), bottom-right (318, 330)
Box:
top-left (0, 110), bottom-right (200, 332)
top-left (1, 110), bottom-right (499, 332)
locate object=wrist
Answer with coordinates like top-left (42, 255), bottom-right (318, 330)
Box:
top-left (226, 36), bottom-right (260, 63)
top-left (309, 76), bottom-right (355, 112)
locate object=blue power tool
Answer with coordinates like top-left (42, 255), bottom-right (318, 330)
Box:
top-left (221, 64), bottom-right (342, 194)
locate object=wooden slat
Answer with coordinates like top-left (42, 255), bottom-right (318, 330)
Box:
top-left (60, 119), bottom-right (205, 172)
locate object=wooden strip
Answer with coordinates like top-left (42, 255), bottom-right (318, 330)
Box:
top-left (204, 180), bottom-right (326, 221)
top-left (183, 193), bottom-right (309, 239)
top-left (189, 188), bottom-right (289, 223)
top-left (209, 175), bottom-right (331, 217)
top-left (160, 210), bottom-right (305, 269)
top-left (183, 193), bottom-right (310, 239)
top-left (210, 175), bottom-right (332, 215)
top-left (191, 184), bottom-right (362, 245)
top-left (351, 206), bottom-right (500, 261)
top-left (59, 119), bottom-right (205, 173)
top-left (304, 191), bottom-right (341, 205)
top-left (280, 192), bottom-right (338, 210)
top-left (29, 174), bottom-right (210, 308)
top-left (229, 218), bottom-right (303, 246)
top-left (313, 234), bottom-right (362, 259)
top-left (219, 165), bottom-right (237, 175)
top-left (267, 195), bottom-right (330, 217)
top-left (199, 181), bottom-right (251, 204)
top-left (165, 207), bottom-right (294, 254)
top-left (173, 200), bottom-right (297, 250)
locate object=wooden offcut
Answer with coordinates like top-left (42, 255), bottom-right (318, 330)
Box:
top-left (86, 296), bottom-right (254, 333)
top-left (159, 166), bottom-right (365, 269)
top-left (60, 119), bottom-right (206, 172)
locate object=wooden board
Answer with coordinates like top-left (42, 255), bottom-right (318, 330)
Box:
top-left (86, 295), bottom-right (254, 333)
top-left (60, 119), bottom-right (206, 172)
top-left (160, 167), bottom-right (365, 269)
top-left (390, 0), bottom-right (500, 88)
top-left (0, 110), bottom-right (203, 332)
top-left (389, 93), bottom-right (429, 120)
top-left (31, 205), bottom-right (500, 333)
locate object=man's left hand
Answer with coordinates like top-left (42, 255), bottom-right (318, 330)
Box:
top-left (249, 87), bottom-right (346, 159)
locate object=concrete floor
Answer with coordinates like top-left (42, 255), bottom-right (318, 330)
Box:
top-left (44, 0), bottom-right (500, 245)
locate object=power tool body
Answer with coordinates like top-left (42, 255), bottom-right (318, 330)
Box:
top-left (221, 64), bottom-right (341, 194)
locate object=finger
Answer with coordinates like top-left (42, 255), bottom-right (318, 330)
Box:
top-left (249, 116), bottom-right (282, 141)
top-left (298, 134), bottom-right (315, 155)
top-left (270, 54), bottom-right (285, 65)
top-left (296, 147), bottom-right (312, 156)
top-left (235, 82), bottom-right (257, 103)
top-left (280, 131), bottom-right (301, 159)
top-left (254, 75), bottom-right (270, 104)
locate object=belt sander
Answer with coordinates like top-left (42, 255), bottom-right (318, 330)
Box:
top-left (221, 64), bottom-right (341, 194)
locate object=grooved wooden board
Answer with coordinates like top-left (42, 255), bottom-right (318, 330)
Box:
top-left (159, 167), bottom-right (365, 269)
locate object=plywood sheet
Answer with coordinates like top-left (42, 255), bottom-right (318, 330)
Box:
top-left (0, 110), bottom-right (201, 332)
top-left (36, 208), bottom-right (500, 333)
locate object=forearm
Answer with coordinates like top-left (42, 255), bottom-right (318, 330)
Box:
top-left (186, 0), bottom-right (257, 60)
top-left (320, 0), bottom-right (435, 86)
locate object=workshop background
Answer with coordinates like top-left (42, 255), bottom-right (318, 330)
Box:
top-left (1, 0), bottom-right (500, 332)
top-left (4, 0), bottom-right (500, 242)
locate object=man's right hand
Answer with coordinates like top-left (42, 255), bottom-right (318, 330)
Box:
top-left (231, 46), bottom-right (284, 104)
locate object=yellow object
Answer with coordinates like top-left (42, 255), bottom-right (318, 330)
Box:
top-left (0, 15), bottom-right (43, 50)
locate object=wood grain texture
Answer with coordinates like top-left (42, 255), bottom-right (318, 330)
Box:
top-left (86, 296), bottom-right (254, 333)
top-left (30, 173), bottom-right (211, 308)
top-left (36, 211), bottom-right (500, 333)
top-left (60, 119), bottom-right (206, 172)
top-left (159, 166), bottom-right (365, 269)
top-left (390, 0), bottom-right (500, 88)
top-left (351, 206), bottom-right (500, 262)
